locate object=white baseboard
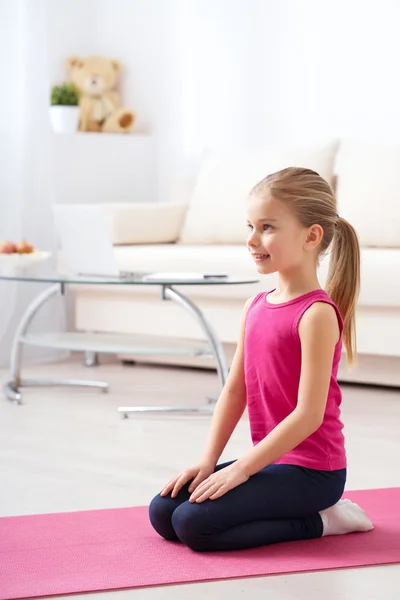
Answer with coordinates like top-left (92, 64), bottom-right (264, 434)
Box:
top-left (338, 354), bottom-right (400, 387)
top-left (119, 340), bottom-right (400, 388)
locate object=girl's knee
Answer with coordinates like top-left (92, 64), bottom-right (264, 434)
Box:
top-left (171, 502), bottom-right (212, 552)
top-left (148, 494), bottom-right (178, 541)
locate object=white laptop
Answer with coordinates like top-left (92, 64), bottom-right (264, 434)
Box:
top-left (52, 204), bottom-right (229, 281)
top-left (52, 205), bottom-right (137, 278)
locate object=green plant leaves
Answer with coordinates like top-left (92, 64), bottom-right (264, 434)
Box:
top-left (51, 83), bottom-right (80, 106)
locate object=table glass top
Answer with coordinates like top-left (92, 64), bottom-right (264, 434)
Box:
top-left (0, 271), bottom-right (259, 286)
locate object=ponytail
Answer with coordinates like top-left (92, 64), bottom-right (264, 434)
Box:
top-left (325, 217), bottom-right (360, 366)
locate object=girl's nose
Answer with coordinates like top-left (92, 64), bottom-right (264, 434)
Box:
top-left (247, 231), bottom-right (259, 247)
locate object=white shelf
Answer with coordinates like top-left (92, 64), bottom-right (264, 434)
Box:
top-left (21, 332), bottom-right (213, 358)
top-left (52, 132), bottom-right (152, 139)
top-left (52, 133), bottom-right (157, 204)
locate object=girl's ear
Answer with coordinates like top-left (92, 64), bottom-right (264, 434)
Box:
top-left (304, 224), bottom-right (323, 251)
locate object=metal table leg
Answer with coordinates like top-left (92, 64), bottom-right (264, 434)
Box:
top-left (3, 283), bottom-right (109, 405)
top-left (118, 285), bottom-right (229, 417)
top-left (84, 351), bottom-right (99, 367)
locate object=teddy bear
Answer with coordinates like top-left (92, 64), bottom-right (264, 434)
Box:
top-left (67, 55), bottom-right (135, 133)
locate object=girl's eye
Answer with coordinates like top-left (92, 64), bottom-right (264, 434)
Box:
top-left (246, 223), bottom-right (273, 231)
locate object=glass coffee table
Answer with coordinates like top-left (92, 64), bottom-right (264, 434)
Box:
top-left (0, 272), bottom-right (259, 416)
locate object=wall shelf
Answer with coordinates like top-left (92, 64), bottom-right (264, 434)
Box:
top-left (52, 132), bottom-right (156, 205)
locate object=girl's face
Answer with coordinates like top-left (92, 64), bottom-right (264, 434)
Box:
top-left (246, 193), bottom-right (309, 275)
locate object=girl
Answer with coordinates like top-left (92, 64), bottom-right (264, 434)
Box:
top-left (149, 167), bottom-right (373, 552)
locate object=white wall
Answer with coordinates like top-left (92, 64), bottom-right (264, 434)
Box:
top-left (45, 0), bottom-right (99, 85)
top-left (254, 0), bottom-right (400, 146)
top-left (96, 0), bottom-right (181, 201)
top-left (45, 0), bottom-right (158, 204)
top-left (166, 0), bottom-right (400, 149)
top-left (95, 0), bottom-right (270, 195)
top-left (45, 0), bottom-right (400, 203)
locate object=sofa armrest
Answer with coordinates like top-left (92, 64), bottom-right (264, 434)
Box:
top-left (101, 202), bottom-right (188, 245)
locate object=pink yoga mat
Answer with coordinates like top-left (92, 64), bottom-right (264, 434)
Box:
top-left (1, 488), bottom-right (399, 600)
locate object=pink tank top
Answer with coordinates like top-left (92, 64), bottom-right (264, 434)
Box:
top-left (244, 290), bottom-right (346, 471)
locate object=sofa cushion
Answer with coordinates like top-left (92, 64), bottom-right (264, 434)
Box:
top-left (113, 244), bottom-right (400, 308)
top-left (102, 202), bottom-right (187, 245)
top-left (179, 140), bottom-right (338, 244)
top-left (317, 247), bottom-right (400, 308)
top-left (336, 140), bottom-right (400, 247)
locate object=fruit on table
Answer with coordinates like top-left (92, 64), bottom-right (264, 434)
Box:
top-left (0, 240), bottom-right (35, 254)
top-left (15, 240), bottom-right (34, 254)
top-left (0, 241), bottom-right (17, 254)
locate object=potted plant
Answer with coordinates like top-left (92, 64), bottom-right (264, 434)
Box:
top-left (49, 83), bottom-right (80, 133)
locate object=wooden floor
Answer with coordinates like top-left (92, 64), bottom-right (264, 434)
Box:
top-left (1, 357), bottom-right (400, 599)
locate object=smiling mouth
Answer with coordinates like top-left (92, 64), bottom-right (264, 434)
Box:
top-left (252, 253), bottom-right (270, 261)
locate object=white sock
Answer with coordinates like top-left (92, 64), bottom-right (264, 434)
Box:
top-left (320, 499), bottom-right (374, 536)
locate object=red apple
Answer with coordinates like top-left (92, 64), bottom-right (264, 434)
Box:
top-left (0, 240), bottom-right (17, 254)
top-left (16, 240), bottom-right (34, 254)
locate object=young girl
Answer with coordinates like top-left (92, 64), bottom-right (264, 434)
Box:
top-left (149, 167), bottom-right (373, 552)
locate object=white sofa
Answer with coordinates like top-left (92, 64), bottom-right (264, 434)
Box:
top-left (74, 139), bottom-right (400, 386)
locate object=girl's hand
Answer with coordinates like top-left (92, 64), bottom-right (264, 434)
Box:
top-left (160, 462), bottom-right (216, 499)
top-left (189, 462), bottom-right (249, 503)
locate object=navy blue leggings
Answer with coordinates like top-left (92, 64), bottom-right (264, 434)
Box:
top-left (149, 460), bottom-right (346, 552)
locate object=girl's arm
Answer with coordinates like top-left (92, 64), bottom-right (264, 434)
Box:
top-left (200, 296), bottom-right (254, 465)
top-left (236, 301), bottom-right (340, 477)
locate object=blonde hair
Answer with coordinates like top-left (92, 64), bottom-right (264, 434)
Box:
top-left (251, 167), bottom-right (360, 365)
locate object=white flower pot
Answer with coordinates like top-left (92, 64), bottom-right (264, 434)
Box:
top-left (49, 106), bottom-right (80, 134)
